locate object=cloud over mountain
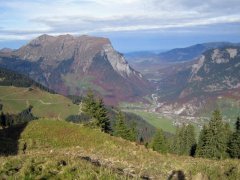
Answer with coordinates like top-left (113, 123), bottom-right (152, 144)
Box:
top-left (0, 0), bottom-right (240, 41)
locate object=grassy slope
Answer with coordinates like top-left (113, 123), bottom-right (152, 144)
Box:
top-left (0, 86), bottom-right (79, 119)
top-left (0, 151), bottom-right (122, 179)
top-left (1, 119), bottom-right (239, 179)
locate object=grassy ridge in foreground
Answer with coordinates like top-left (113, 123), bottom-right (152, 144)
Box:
top-left (0, 152), bottom-right (123, 179)
top-left (0, 119), bottom-right (238, 179)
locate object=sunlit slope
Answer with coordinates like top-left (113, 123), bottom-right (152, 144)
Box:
top-left (0, 86), bottom-right (79, 119)
top-left (1, 119), bottom-right (238, 179)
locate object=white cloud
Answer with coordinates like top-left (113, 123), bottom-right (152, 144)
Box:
top-left (0, 0), bottom-right (240, 40)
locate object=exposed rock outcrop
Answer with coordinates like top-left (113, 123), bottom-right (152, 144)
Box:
top-left (0, 34), bottom-right (151, 104)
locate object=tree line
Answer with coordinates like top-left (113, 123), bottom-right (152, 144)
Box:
top-left (150, 110), bottom-right (240, 159)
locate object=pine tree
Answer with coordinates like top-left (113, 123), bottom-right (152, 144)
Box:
top-left (127, 122), bottom-right (137, 142)
top-left (150, 129), bottom-right (168, 154)
top-left (228, 117), bottom-right (240, 158)
top-left (196, 110), bottom-right (229, 159)
top-left (170, 125), bottom-right (196, 156)
top-left (114, 110), bottom-right (129, 139)
top-left (94, 98), bottom-right (111, 133)
top-left (196, 125), bottom-right (210, 157)
top-left (184, 124), bottom-right (196, 156)
top-left (82, 89), bottom-right (97, 117)
top-left (114, 111), bottom-right (137, 142)
top-left (82, 89), bottom-right (111, 133)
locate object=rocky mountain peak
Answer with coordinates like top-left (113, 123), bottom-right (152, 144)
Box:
top-left (0, 34), bottom-right (150, 104)
top-left (15, 34), bottom-right (111, 67)
top-left (14, 34), bottom-right (140, 79)
top-left (102, 44), bottom-right (142, 78)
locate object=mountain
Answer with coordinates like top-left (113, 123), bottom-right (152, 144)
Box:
top-left (0, 34), bottom-right (151, 104)
top-left (127, 42), bottom-right (240, 68)
top-left (0, 48), bottom-right (13, 53)
top-left (158, 42), bottom-right (238, 62)
top-left (156, 46), bottom-right (240, 117)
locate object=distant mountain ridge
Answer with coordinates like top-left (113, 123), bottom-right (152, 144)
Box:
top-left (0, 34), bottom-right (151, 104)
top-left (158, 42), bottom-right (240, 62)
top-left (156, 45), bottom-right (240, 116)
top-left (126, 42), bottom-right (240, 66)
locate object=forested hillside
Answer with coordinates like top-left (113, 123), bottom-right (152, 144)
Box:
top-left (0, 67), bottom-right (54, 93)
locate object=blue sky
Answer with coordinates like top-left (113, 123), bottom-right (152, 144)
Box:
top-left (0, 0), bottom-right (240, 52)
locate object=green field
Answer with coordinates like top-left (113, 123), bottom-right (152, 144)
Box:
top-left (1, 119), bottom-right (239, 179)
top-left (123, 109), bottom-right (175, 133)
top-left (0, 86), bottom-right (79, 119)
top-left (120, 102), bottom-right (176, 133)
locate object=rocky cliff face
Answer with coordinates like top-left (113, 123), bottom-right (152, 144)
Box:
top-left (187, 46), bottom-right (240, 93)
top-left (156, 46), bottom-right (240, 116)
top-left (0, 34), bottom-right (151, 104)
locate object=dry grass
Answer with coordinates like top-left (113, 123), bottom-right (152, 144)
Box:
top-left (1, 119), bottom-right (240, 179)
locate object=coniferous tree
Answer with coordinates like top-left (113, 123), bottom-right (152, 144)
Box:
top-left (114, 111), bottom-right (137, 141)
top-left (170, 124), bottom-right (196, 156)
top-left (183, 124), bottom-right (197, 156)
top-left (196, 110), bottom-right (229, 159)
top-left (169, 126), bottom-right (181, 154)
top-left (114, 110), bottom-right (129, 138)
top-left (228, 117), bottom-right (240, 158)
top-left (82, 89), bottom-right (97, 117)
top-left (127, 122), bottom-right (137, 142)
top-left (150, 129), bottom-right (168, 154)
top-left (82, 89), bottom-right (111, 133)
top-left (94, 98), bottom-right (111, 133)
top-left (196, 125), bottom-right (210, 157)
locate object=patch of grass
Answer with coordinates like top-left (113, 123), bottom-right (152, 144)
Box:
top-left (0, 152), bottom-right (123, 179)
top-left (12, 119), bottom-right (240, 179)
